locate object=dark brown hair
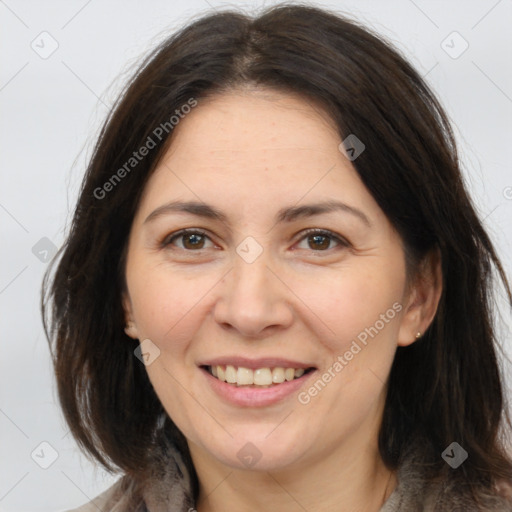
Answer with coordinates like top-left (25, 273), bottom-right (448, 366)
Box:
top-left (43, 1), bottom-right (512, 501)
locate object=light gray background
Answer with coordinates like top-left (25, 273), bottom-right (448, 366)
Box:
top-left (1, 1), bottom-right (511, 510)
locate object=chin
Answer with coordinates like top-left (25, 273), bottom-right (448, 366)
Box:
top-left (197, 427), bottom-right (311, 472)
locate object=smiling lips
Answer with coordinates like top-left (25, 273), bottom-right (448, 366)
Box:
top-left (199, 358), bottom-right (317, 407)
top-left (205, 365), bottom-right (314, 387)
top-left (199, 357), bottom-right (316, 388)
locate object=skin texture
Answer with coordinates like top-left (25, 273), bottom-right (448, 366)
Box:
top-left (123, 88), bottom-right (442, 512)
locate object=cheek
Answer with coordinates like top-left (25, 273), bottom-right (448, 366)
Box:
top-left (293, 266), bottom-right (403, 432)
top-left (291, 261), bottom-right (405, 356)
top-left (126, 260), bottom-right (220, 351)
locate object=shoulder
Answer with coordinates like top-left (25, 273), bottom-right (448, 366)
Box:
top-left (380, 442), bottom-right (512, 512)
top-left (64, 477), bottom-right (143, 512)
top-left (63, 428), bottom-right (196, 512)
top-left (64, 482), bottom-right (119, 512)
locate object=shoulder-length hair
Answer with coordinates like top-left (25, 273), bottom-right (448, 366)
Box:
top-left (43, 2), bottom-right (512, 499)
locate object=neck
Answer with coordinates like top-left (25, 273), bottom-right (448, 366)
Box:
top-left (190, 435), bottom-right (397, 512)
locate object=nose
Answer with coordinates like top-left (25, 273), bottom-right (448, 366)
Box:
top-left (213, 250), bottom-right (294, 338)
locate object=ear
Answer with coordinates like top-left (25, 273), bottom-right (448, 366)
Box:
top-left (397, 247), bottom-right (443, 347)
top-left (122, 293), bottom-right (140, 340)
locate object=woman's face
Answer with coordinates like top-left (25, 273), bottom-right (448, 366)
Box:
top-left (123, 89), bottom-right (416, 471)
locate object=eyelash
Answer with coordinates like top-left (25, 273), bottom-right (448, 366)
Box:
top-left (161, 228), bottom-right (350, 253)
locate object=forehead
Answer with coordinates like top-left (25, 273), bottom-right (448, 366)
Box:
top-left (134, 89), bottom-right (382, 226)
top-left (167, 88), bottom-right (340, 155)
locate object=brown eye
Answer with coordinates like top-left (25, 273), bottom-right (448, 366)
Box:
top-left (164, 230), bottom-right (212, 250)
top-left (307, 233), bottom-right (331, 250)
top-left (182, 232), bottom-right (205, 250)
top-left (296, 229), bottom-right (348, 252)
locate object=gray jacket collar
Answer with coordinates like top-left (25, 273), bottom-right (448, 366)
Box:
top-left (72, 434), bottom-right (512, 511)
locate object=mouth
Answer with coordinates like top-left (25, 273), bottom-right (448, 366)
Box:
top-left (201, 364), bottom-right (316, 387)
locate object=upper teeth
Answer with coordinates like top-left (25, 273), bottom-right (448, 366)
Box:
top-left (210, 365), bottom-right (307, 386)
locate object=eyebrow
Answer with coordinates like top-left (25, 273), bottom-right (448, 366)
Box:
top-left (143, 199), bottom-right (371, 227)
